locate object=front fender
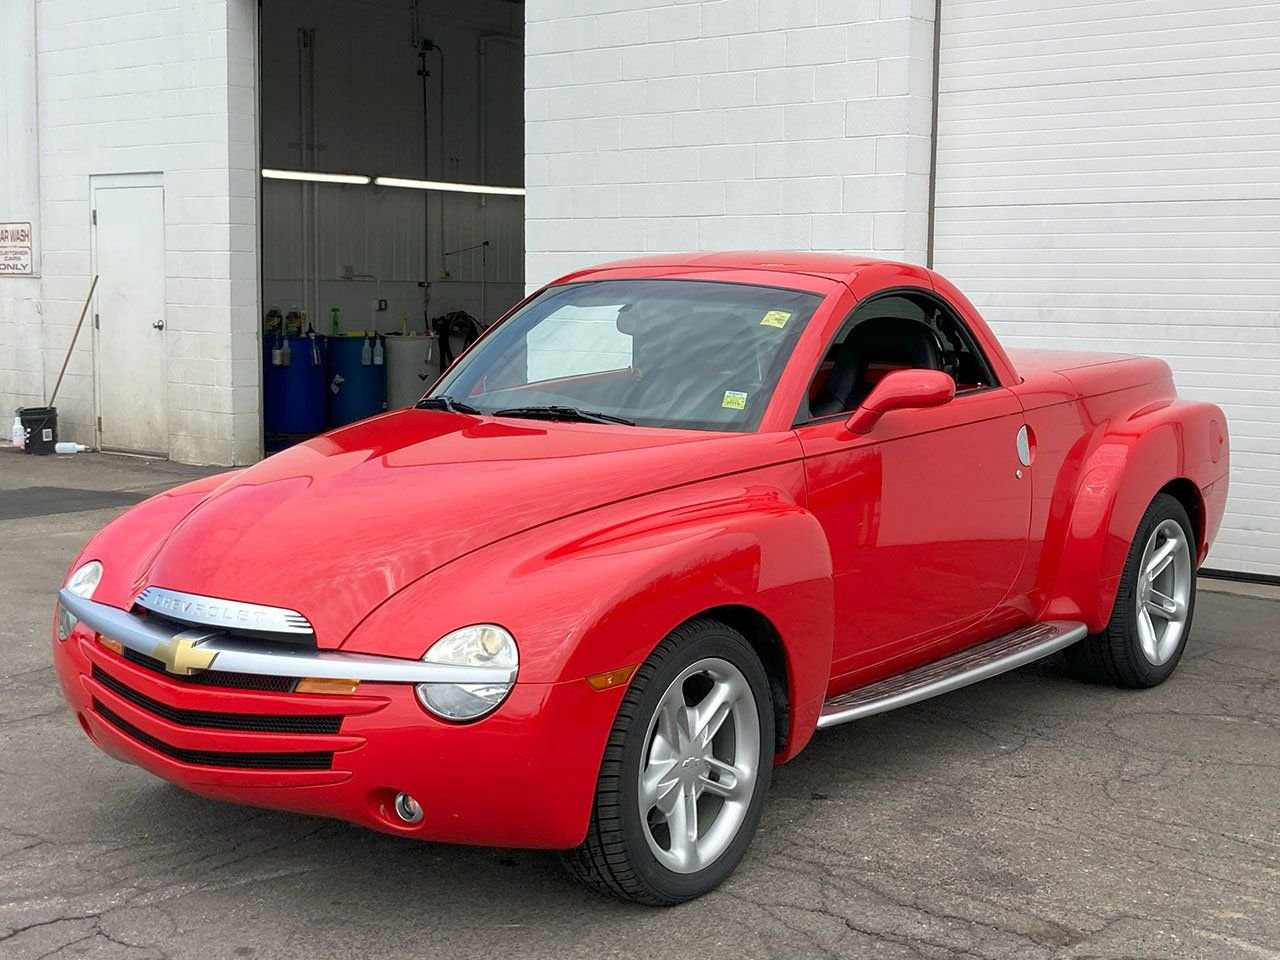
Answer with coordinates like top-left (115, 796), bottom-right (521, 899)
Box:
top-left (345, 460), bottom-right (834, 761)
top-left (61, 471), bottom-right (238, 609)
top-left (1041, 399), bottom-right (1227, 630)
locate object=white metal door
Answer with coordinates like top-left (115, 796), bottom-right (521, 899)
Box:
top-left (92, 179), bottom-right (168, 456)
top-left (933, 1), bottom-right (1280, 577)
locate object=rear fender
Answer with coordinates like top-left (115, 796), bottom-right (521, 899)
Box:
top-left (347, 463), bottom-right (834, 761)
top-left (1041, 399), bottom-right (1226, 630)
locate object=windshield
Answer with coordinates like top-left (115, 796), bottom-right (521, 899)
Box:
top-left (430, 279), bottom-right (823, 431)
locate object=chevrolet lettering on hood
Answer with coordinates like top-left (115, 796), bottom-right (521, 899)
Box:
top-left (134, 587), bottom-right (313, 635)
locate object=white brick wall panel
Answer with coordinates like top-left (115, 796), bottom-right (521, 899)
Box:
top-left (623, 43), bottom-right (676, 81)
top-left (648, 5), bottom-right (702, 42)
top-left (698, 144), bottom-right (756, 182)
top-left (784, 101), bottom-right (848, 141)
top-left (700, 73), bottom-right (757, 109)
top-left (785, 25), bottom-right (848, 65)
top-left (645, 76), bottom-right (700, 113)
top-left (594, 10), bottom-right (649, 48)
top-left (810, 136), bottom-right (877, 176)
top-left (568, 48), bottom-right (623, 85)
top-left (818, 0), bottom-right (882, 24)
top-left (701, 0), bottom-right (759, 39)
top-left (725, 179), bottom-right (783, 216)
top-left (934, 0), bottom-right (1280, 574)
top-left (673, 110), bottom-right (730, 146)
top-left (726, 32), bottom-right (786, 71)
top-left (528, 0), bottom-right (935, 286)
top-left (672, 37), bottom-right (730, 76)
top-left (753, 66), bottom-right (817, 106)
top-left (622, 115), bottom-right (676, 149)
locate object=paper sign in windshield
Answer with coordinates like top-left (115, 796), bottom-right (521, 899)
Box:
top-left (760, 310), bottom-right (791, 329)
top-left (722, 390), bottom-right (748, 410)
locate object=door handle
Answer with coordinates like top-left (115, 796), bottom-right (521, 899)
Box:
top-left (152, 319), bottom-right (165, 330)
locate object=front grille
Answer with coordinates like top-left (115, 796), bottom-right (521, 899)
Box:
top-left (92, 666), bottom-right (342, 734)
top-left (122, 647), bottom-right (296, 693)
top-left (93, 700), bottom-right (334, 771)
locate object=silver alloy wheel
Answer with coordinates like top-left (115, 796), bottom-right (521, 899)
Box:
top-left (638, 657), bottom-right (760, 874)
top-left (1135, 518), bottom-right (1193, 665)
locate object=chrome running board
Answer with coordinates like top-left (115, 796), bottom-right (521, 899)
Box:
top-left (817, 620), bottom-right (1088, 729)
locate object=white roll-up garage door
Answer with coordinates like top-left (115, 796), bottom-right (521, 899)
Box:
top-left (932, 0), bottom-right (1280, 576)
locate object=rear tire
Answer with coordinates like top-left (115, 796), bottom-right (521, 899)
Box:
top-left (562, 618), bottom-right (774, 905)
top-left (1064, 493), bottom-right (1197, 688)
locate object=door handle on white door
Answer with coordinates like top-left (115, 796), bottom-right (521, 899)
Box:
top-left (152, 319), bottom-right (165, 330)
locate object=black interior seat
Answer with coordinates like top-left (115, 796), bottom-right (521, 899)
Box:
top-left (811, 316), bottom-right (945, 417)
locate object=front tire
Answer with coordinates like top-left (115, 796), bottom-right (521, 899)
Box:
top-left (562, 618), bottom-right (775, 905)
top-left (1065, 493), bottom-right (1197, 688)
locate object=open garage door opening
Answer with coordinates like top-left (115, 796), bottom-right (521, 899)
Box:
top-left (257, 0), bottom-right (525, 450)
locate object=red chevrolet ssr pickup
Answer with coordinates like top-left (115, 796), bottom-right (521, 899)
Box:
top-left (53, 253), bottom-right (1229, 904)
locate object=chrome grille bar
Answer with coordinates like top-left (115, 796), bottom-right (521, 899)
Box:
top-left (59, 589), bottom-right (517, 686)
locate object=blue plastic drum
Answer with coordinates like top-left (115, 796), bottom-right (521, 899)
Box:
top-left (263, 335), bottom-right (327, 435)
top-left (327, 335), bottom-right (388, 427)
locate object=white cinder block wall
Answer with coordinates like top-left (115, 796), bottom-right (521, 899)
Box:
top-left (0, 0), bottom-right (260, 465)
top-left (523, 0), bottom-right (937, 289)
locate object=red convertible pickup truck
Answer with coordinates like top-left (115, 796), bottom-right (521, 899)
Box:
top-left (53, 253), bottom-right (1229, 905)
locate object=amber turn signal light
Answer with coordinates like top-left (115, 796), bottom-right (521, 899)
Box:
top-left (295, 677), bottom-right (361, 695)
top-left (96, 634), bottom-right (124, 655)
top-left (585, 665), bottom-right (636, 691)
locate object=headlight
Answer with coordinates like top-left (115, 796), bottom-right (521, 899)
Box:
top-left (57, 560), bottom-right (104, 640)
top-left (415, 624), bottom-right (517, 722)
top-left (67, 561), bottom-right (104, 598)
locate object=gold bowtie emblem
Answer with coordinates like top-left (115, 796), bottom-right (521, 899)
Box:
top-left (151, 635), bottom-right (218, 675)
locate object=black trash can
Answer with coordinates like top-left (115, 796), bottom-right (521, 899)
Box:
top-left (18, 406), bottom-right (58, 455)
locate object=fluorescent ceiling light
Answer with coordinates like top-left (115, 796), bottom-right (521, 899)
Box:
top-left (374, 176), bottom-right (525, 196)
top-left (262, 168), bottom-right (371, 185)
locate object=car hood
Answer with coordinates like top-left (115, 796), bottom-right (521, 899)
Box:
top-left (140, 410), bottom-right (783, 647)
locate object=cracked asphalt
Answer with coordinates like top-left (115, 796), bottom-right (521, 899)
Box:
top-left (2, 450), bottom-right (1278, 959)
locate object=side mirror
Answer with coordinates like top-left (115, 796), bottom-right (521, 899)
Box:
top-left (844, 369), bottom-right (956, 435)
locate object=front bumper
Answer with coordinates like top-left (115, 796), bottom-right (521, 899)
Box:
top-left (51, 599), bottom-right (622, 850)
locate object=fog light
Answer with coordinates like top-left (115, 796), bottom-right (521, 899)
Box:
top-left (393, 792), bottom-right (423, 824)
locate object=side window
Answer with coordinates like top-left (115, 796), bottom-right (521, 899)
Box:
top-left (802, 291), bottom-right (996, 422)
top-left (525, 304), bottom-right (633, 383)
top-left (919, 301), bottom-right (996, 393)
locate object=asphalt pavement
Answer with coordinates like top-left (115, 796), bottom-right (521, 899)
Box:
top-left (2, 449), bottom-right (1277, 959)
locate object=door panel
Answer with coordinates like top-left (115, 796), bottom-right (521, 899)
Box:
top-left (93, 182), bottom-right (168, 455)
top-left (798, 389), bottom-right (1031, 691)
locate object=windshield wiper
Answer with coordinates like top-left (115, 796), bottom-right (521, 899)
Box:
top-left (493, 405), bottom-right (635, 426)
top-left (415, 395), bottom-right (482, 415)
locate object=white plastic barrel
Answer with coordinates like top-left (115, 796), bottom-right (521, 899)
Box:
top-left (384, 335), bottom-right (438, 410)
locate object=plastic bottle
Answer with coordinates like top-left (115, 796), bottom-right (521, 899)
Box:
top-left (264, 305), bottom-right (284, 336)
top-left (373, 336), bottom-right (384, 366)
top-left (55, 442), bottom-right (87, 454)
top-left (271, 335), bottom-right (283, 366)
top-left (285, 306), bottom-right (302, 337)
top-left (10, 415), bottom-right (24, 449)
top-left (330, 307), bottom-right (341, 336)
top-left (361, 335), bottom-right (373, 366)
top-left (280, 335), bottom-right (292, 367)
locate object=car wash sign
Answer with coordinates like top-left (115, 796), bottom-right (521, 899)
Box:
top-left (0, 222), bottom-right (34, 276)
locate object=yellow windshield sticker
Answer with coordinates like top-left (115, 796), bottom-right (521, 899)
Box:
top-left (760, 310), bottom-right (791, 329)
top-left (722, 390), bottom-right (748, 410)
